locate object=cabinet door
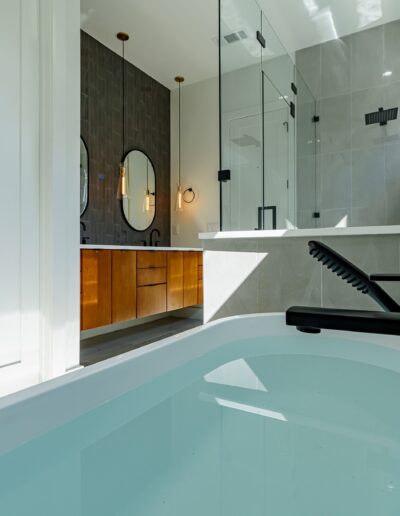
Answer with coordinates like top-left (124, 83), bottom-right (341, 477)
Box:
top-left (183, 252), bottom-right (199, 307)
top-left (137, 284), bottom-right (167, 318)
top-left (81, 250), bottom-right (112, 330)
top-left (167, 252), bottom-right (184, 311)
top-left (198, 253), bottom-right (203, 305)
top-left (112, 251), bottom-right (137, 324)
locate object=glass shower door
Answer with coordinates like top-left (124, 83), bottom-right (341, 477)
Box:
top-left (261, 72), bottom-right (293, 230)
top-left (220, 0), bottom-right (262, 231)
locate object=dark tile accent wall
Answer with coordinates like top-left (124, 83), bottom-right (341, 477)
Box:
top-left (80, 31), bottom-right (171, 246)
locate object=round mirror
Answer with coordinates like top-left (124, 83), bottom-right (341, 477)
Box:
top-left (122, 150), bottom-right (156, 231)
top-left (80, 138), bottom-right (89, 216)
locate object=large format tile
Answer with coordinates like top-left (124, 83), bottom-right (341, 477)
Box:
top-left (351, 25), bottom-right (384, 92)
top-left (321, 151), bottom-right (351, 210)
top-left (351, 87), bottom-right (385, 150)
top-left (385, 143), bottom-right (400, 225)
top-left (203, 243), bottom-right (261, 322)
top-left (257, 238), bottom-right (322, 312)
top-left (321, 94), bottom-right (351, 153)
top-left (383, 81), bottom-right (400, 144)
top-left (297, 99), bottom-right (318, 157)
top-left (383, 20), bottom-right (400, 84)
top-left (296, 45), bottom-right (321, 100)
top-left (297, 155), bottom-right (318, 212)
top-left (351, 146), bottom-right (386, 225)
top-left (297, 210), bottom-right (317, 230)
top-left (321, 36), bottom-right (351, 99)
top-left (320, 208), bottom-right (351, 229)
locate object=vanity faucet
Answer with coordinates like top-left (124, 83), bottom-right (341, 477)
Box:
top-left (149, 228), bottom-right (161, 247)
top-left (80, 221), bottom-right (89, 245)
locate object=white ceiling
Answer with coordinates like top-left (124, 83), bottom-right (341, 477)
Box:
top-left (81, 0), bottom-right (400, 89)
top-left (259, 0), bottom-right (400, 54)
top-left (80, 0), bottom-right (219, 90)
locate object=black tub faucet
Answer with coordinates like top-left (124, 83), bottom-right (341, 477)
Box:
top-left (286, 240), bottom-right (400, 336)
top-left (150, 228), bottom-right (161, 247)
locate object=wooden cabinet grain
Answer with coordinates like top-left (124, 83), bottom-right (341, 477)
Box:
top-left (137, 284), bottom-right (167, 318)
top-left (81, 250), bottom-right (112, 330)
top-left (167, 252), bottom-right (184, 311)
top-left (137, 251), bottom-right (167, 269)
top-left (112, 251), bottom-right (137, 324)
top-left (183, 252), bottom-right (199, 307)
top-left (81, 249), bottom-right (203, 330)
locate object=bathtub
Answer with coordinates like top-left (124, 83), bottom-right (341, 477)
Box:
top-left (1, 313), bottom-right (400, 515)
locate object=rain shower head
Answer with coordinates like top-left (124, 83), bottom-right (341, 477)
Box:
top-left (365, 107), bottom-right (398, 126)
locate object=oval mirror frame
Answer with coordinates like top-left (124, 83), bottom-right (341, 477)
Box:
top-left (80, 137), bottom-right (89, 216)
top-left (122, 149), bottom-right (156, 232)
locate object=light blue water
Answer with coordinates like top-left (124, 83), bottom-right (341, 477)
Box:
top-left (1, 336), bottom-right (400, 516)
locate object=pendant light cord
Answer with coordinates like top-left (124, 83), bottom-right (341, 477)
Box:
top-left (178, 81), bottom-right (181, 185)
top-left (122, 40), bottom-right (125, 161)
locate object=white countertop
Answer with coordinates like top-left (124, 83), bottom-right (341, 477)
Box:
top-left (80, 245), bottom-right (202, 252)
top-left (199, 225), bottom-right (400, 240)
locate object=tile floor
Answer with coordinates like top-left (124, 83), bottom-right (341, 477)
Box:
top-left (80, 316), bottom-right (202, 366)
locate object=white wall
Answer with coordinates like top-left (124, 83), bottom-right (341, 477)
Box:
top-left (170, 76), bottom-right (220, 247)
top-left (0, 0), bottom-right (80, 397)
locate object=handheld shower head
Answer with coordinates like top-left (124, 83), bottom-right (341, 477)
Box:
top-left (308, 240), bottom-right (400, 313)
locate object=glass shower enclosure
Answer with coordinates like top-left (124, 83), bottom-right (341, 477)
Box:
top-left (219, 0), bottom-right (318, 231)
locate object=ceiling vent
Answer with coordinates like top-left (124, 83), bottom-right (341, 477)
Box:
top-left (224, 31), bottom-right (248, 44)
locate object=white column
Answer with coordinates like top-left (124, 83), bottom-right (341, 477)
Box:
top-left (39, 0), bottom-right (81, 380)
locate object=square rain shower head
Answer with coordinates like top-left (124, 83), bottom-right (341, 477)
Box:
top-left (365, 107), bottom-right (398, 126)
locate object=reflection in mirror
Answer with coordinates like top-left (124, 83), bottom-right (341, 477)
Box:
top-left (80, 138), bottom-right (89, 216)
top-left (122, 150), bottom-right (156, 231)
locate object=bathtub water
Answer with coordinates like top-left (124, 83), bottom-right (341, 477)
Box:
top-left (1, 314), bottom-right (400, 515)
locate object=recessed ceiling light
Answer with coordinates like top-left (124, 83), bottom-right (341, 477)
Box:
top-left (383, 70), bottom-right (393, 77)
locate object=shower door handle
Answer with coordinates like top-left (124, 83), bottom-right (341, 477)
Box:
top-left (256, 206), bottom-right (277, 230)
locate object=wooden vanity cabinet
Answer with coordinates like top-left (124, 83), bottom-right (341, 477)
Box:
top-left (167, 252), bottom-right (184, 311)
top-left (81, 250), bottom-right (112, 330)
top-left (183, 252), bottom-right (199, 307)
top-left (112, 251), bottom-right (137, 324)
top-left (81, 249), bottom-right (204, 330)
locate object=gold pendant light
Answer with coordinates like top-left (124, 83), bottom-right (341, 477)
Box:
top-left (175, 76), bottom-right (185, 212)
top-left (117, 32), bottom-right (130, 200)
top-left (144, 159), bottom-right (151, 212)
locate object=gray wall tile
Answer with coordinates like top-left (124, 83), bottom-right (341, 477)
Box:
top-left (296, 45), bottom-right (321, 100)
top-left (384, 20), bottom-right (400, 84)
top-left (385, 143), bottom-right (400, 224)
top-left (321, 94), bottom-right (351, 153)
top-left (321, 151), bottom-right (351, 210)
top-left (351, 25), bottom-right (384, 91)
top-left (321, 36), bottom-right (351, 99)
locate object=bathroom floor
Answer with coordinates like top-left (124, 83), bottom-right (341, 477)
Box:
top-left (80, 317), bottom-right (202, 366)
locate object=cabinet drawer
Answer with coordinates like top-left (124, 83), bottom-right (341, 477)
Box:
top-left (137, 251), bottom-right (166, 269)
top-left (137, 284), bottom-right (167, 318)
top-left (137, 267), bottom-right (166, 287)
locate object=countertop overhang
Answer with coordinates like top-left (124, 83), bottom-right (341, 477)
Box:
top-left (199, 225), bottom-right (400, 240)
top-left (80, 245), bottom-right (202, 252)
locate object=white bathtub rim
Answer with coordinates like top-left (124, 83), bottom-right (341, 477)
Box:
top-left (1, 312), bottom-right (400, 455)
